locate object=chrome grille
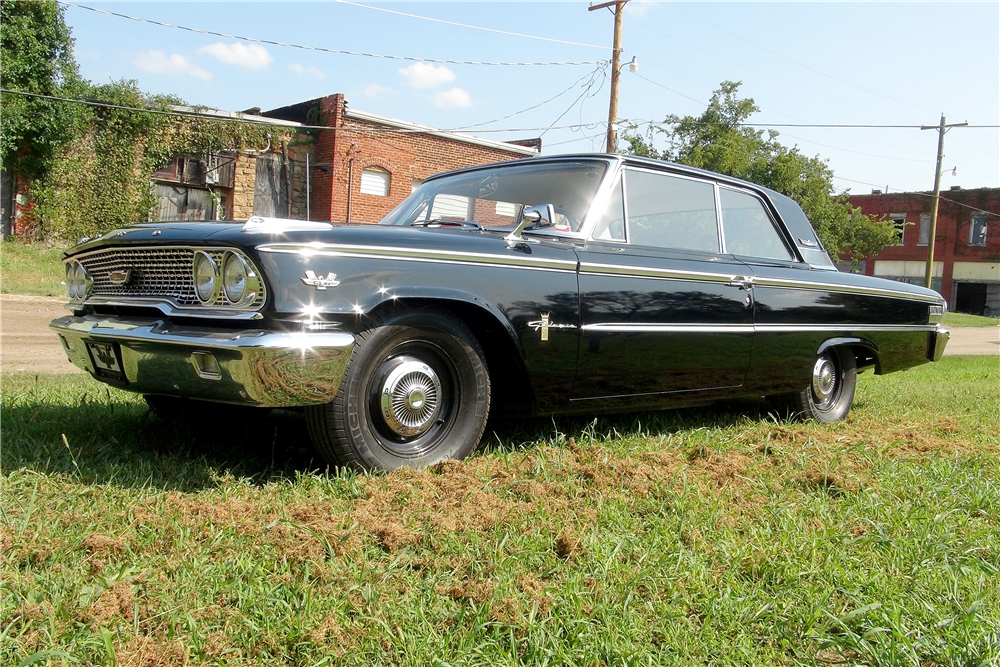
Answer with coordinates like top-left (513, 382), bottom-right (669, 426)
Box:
top-left (74, 246), bottom-right (266, 310)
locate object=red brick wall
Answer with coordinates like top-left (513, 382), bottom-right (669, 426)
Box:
top-left (308, 95), bottom-right (533, 225)
top-left (848, 188), bottom-right (1000, 300)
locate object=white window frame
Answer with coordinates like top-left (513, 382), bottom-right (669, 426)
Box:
top-left (917, 212), bottom-right (930, 246)
top-left (969, 215), bottom-right (988, 247)
top-left (889, 213), bottom-right (906, 246)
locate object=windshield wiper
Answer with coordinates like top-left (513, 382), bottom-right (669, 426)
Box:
top-left (411, 219), bottom-right (483, 230)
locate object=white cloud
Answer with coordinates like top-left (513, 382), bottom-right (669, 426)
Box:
top-left (133, 50), bottom-right (212, 81)
top-left (199, 42), bottom-right (272, 70)
top-left (287, 63), bottom-right (325, 80)
top-left (359, 84), bottom-right (396, 100)
top-left (398, 63), bottom-right (456, 89)
top-left (433, 87), bottom-right (473, 108)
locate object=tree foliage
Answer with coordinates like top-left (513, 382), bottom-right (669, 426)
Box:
top-left (1, 0), bottom-right (284, 241)
top-left (33, 80), bottom-right (277, 241)
top-left (0, 0), bottom-right (88, 180)
top-left (621, 81), bottom-right (897, 263)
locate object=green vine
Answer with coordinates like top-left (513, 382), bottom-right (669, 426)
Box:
top-left (29, 80), bottom-right (284, 242)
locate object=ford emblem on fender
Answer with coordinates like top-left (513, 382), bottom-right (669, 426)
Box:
top-left (301, 270), bottom-right (340, 290)
top-left (108, 269), bottom-right (132, 285)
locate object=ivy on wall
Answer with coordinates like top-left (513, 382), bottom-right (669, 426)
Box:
top-left (26, 81), bottom-right (281, 242)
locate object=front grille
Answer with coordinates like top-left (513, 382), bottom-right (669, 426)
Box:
top-left (75, 246), bottom-right (266, 310)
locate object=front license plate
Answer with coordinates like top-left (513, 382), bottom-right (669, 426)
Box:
top-left (86, 341), bottom-right (126, 381)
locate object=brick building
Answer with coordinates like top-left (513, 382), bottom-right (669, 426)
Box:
top-left (262, 94), bottom-right (539, 224)
top-left (847, 187), bottom-right (1000, 316)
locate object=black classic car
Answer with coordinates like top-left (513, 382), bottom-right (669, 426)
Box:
top-left (51, 154), bottom-right (949, 471)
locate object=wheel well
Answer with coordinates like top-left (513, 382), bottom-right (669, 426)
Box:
top-left (817, 337), bottom-right (881, 374)
top-left (366, 298), bottom-right (534, 417)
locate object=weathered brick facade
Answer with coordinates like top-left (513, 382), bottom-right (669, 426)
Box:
top-left (848, 187), bottom-right (1000, 315)
top-left (264, 94), bottom-right (539, 225)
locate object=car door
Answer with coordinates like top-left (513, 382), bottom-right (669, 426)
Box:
top-left (572, 166), bottom-right (754, 399)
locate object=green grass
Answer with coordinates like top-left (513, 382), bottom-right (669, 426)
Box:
top-left (2, 357), bottom-right (998, 666)
top-left (0, 240), bottom-right (67, 297)
top-left (944, 311), bottom-right (1000, 328)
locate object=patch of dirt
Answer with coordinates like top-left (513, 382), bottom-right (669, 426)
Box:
top-left (555, 529), bottom-right (582, 559)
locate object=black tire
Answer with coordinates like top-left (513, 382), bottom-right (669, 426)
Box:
top-left (306, 307), bottom-right (490, 472)
top-left (144, 395), bottom-right (271, 425)
top-left (768, 346), bottom-right (857, 423)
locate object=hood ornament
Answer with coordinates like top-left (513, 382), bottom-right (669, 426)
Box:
top-left (302, 271), bottom-right (341, 290)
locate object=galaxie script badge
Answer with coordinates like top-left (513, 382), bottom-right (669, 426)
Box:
top-left (302, 270), bottom-right (341, 290)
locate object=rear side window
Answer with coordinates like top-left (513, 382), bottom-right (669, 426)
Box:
top-left (624, 169), bottom-right (719, 252)
top-left (719, 188), bottom-right (793, 261)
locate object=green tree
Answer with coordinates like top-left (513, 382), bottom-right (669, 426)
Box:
top-left (0, 0), bottom-right (88, 180)
top-left (620, 81), bottom-right (897, 263)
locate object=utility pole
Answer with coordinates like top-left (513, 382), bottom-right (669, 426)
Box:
top-left (590, 0), bottom-right (628, 153)
top-left (919, 114), bottom-right (968, 290)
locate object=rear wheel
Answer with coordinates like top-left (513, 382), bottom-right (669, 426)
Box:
top-left (306, 307), bottom-right (490, 471)
top-left (768, 347), bottom-right (857, 422)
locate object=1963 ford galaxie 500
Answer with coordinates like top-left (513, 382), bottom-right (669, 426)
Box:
top-left (51, 154), bottom-right (949, 471)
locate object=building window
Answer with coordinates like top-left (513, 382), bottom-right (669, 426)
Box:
top-left (889, 214), bottom-right (906, 245)
top-left (360, 168), bottom-right (390, 196)
top-left (411, 179), bottom-right (423, 193)
top-left (969, 216), bottom-right (988, 246)
top-left (918, 213), bottom-right (930, 246)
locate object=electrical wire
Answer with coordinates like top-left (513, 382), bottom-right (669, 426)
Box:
top-left (832, 175), bottom-right (1000, 217)
top-left (57, 2), bottom-right (605, 67)
top-left (334, 0), bottom-right (606, 50)
top-left (0, 88), bottom-right (606, 134)
top-left (539, 65), bottom-right (608, 138)
top-left (450, 65), bottom-right (606, 130)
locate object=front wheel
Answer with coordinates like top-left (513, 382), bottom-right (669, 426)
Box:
top-left (768, 347), bottom-right (857, 422)
top-left (306, 307), bottom-right (490, 471)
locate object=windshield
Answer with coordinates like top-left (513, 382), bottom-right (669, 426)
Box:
top-left (379, 160), bottom-right (608, 233)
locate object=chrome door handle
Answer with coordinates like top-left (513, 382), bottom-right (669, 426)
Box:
top-left (728, 276), bottom-right (755, 290)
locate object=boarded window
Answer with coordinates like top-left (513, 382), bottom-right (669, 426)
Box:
top-left (411, 179), bottom-right (423, 193)
top-left (970, 216), bottom-right (988, 246)
top-left (918, 213), bottom-right (930, 246)
top-left (360, 168), bottom-right (390, 196)
top-left (430, 194), bottom-right (471, 220)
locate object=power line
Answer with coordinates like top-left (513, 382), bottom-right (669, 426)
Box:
top-left (450, 65), bottom-right (606, 130)
top-left (58, 2), bottom-right (605, 67)
top-left (541, 66), bottom-right (608, 138)
top-left (663, 2), bottom-right (942, 116)
top-left (334, 0), bottom-right (606, 50)
top-left (833, 175), bottom-right (1000, 217)
top-left (0, 88), bottom-right (607, 134)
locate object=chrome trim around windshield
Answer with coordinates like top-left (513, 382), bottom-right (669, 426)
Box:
top-left (258, 242), bottom-right (579, 273)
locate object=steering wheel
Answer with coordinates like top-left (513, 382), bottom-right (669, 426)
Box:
top-left (552, 208), bottom-right (580, 232)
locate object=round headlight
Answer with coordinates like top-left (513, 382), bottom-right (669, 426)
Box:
top-left (75, 262), bottom-right (92, 299)
top-left (192, 251), bottom-right (219, 303)
top-left (66, 262), bottom-right (79, 299)
top-left (222, 252), bottom-right (248, 304)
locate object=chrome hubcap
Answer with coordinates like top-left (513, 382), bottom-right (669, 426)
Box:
top-left (379, 359), bottom-right (442, 437)
top-left (812, 357), bottom-right (837, 404)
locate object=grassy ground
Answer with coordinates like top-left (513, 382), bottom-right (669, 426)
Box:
top-left (944, 312), bottom-right (1000, 328)
top-left (1, 357), bottom-right (998, 666)
top-left (0, 241), bottom-right (67, 297)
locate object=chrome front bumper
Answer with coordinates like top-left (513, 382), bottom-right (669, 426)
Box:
top-left (50, 315), bottom-right (355, 407)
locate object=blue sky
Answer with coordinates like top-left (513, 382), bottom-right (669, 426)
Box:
top-left (63, 1), bottom-right (999, 194)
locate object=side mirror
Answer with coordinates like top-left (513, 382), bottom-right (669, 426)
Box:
top-left (505, 204), bottom-right (556, 242)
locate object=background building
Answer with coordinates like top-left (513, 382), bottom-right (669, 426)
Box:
top-left (847, 187), bottom-right (999, 315)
